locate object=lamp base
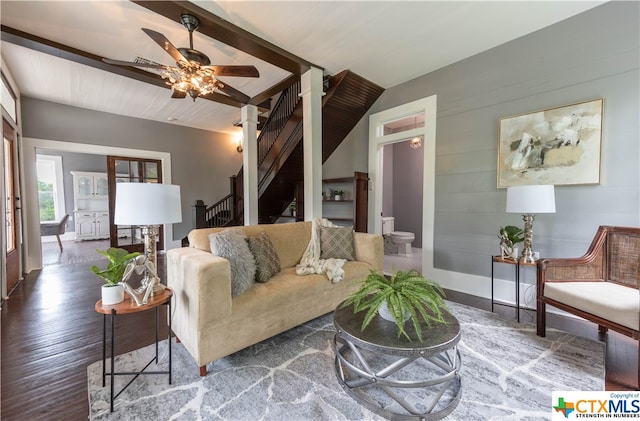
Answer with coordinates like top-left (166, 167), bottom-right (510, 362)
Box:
top-left (520, 213), bottom-right (536, 263)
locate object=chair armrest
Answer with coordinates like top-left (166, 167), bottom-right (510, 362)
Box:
top-left (353, 232), bottom-right (383, 271)
top-left (167, 247), bottom-right (232, 328)
top-left (538, 255), bottom-right (604, 282)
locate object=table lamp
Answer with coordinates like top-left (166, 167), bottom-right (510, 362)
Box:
top-left (114, 183), bottom-right (182, 297)
top-left (506, 185), bottom-right (555, 263)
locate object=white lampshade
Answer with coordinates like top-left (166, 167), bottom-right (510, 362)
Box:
top-left (114, 183), bottom-right (182, 225)
top-left (506, 185), bottom-right (556, 214)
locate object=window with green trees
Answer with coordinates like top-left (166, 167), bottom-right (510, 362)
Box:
top-left (36, 155), bottom-right (65, 223)
top-left (38, 180), bottom-right (55, 221)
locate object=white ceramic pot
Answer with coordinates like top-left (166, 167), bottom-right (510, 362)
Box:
top-left (101, 284), bottom-right (124, 305)
top-left (378, 300), bottom-right (410, 323)
top-left (334, 195), bottom-right (342, 201)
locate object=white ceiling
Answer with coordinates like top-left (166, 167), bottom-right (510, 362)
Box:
top-left (1, 1), bottom-right (605, 135)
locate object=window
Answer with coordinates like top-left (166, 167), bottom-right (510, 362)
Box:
top-left (1, 73), bottom-right (17, 123)
top-left (36, 155), bottom-right (65, 222)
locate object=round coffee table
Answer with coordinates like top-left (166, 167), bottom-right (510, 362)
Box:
top-left (333, 303), bottom-right (461, 420)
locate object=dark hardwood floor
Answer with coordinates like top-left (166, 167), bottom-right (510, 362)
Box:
top-left (1, 240), bottom-right (638, 420)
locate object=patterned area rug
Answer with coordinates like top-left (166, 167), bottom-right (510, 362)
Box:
top-left (87, 302), bottom-right (604, 420)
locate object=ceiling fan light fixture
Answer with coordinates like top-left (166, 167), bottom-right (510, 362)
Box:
top-left (103, 13), bottom-right (258, 103)
top-left (161, 64), bottom-right (218, 100)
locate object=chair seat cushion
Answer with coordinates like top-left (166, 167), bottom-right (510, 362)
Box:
top-left (544, 281), bottom-right (639, 331)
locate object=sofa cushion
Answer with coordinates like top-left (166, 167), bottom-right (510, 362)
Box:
top-left (246, 231), bottom-right (281, 283)
top-left (229, 261), bottom-right (372, 319)
top-left (188, 221), bottom-right (312, 269)
top-left (209, 230), bottom-right (256, 297)
top-left (320, 226), bottom-right (355, 260)
top-left (544, 281), bottom-right (639, 330)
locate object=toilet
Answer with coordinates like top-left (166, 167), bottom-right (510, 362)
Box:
top-left (382, 217), bottom-right (415, 256)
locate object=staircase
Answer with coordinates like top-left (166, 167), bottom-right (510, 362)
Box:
top-left (199, 70), bottom-right (384, 228)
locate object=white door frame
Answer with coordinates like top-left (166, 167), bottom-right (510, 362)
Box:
top-left (368, 96), bottom-right (514, 301)
top-left (368, 96), bottom-right (437, 277)
top-left (22, 138), bottom-right (175, 272)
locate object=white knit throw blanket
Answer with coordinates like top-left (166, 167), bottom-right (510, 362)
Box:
top-left (295, 218), bottom-right (346, 283)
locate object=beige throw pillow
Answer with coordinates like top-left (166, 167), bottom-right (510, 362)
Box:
top-left (246, 231), bottom-right (281, 283)
top-left (320, 226), bottom-right (355, 260)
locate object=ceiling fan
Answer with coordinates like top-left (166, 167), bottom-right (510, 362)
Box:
top-left (103, 13), bottom-right (259, 102)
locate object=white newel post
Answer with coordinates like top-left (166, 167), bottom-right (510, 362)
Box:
top-left (301, 67), bottom-right (325, 221)
top-left (241, 104), bottom-right (259, 225)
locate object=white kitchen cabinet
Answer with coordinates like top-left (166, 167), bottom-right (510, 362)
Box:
top-left (95, 212), bottom-right (110, 238)
top-left (73, 172), bottom-right (109, 198)
top-left (74, 211), bottom-right (110, 240)
top-left (71, 171), bottom-right (112, 240)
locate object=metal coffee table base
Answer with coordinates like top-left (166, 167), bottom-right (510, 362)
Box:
top-left (333, 334), bottom-right (462, 420)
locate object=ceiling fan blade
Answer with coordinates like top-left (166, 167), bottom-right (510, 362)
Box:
top-left (215, 81), bottom-right (250, 103)
top-left (141, 28), bottom-right (188, 64)
top-left (206, 65), bottom-right (259, 78)
top-left (171, 90), bottom-right (187, 99)
top-left (102, 58), bottom-right (167, 69)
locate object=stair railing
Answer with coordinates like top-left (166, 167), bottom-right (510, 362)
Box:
top-left (196, 78), bottom-right (302, 228)
top-left (257, 79), bottom-right (302, 168)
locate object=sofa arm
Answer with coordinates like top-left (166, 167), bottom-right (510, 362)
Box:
top-left (353, 232), bottom-right (383, 271)
top-left (167, 247), bottom-right (233, 329)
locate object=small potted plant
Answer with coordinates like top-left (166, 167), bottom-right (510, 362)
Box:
top-left (341, 269), bottom-right (449, 342)
top-left (498, 225), bottom-right (524, 259)
top-left (332, 189), bottom-right (344, 201)
top-left (91, 247), bottom-right (140, 305)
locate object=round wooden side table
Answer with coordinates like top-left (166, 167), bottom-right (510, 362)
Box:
top-left (95, 288), bottom-right (173, 412)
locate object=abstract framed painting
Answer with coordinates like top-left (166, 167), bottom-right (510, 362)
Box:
top-left (497, 98), bottom-right (603, 187)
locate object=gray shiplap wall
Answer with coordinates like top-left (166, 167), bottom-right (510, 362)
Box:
top-left (323, 1), bottom-right (640, 285)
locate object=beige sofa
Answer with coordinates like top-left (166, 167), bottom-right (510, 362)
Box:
top-left (166, 221), bottom-right (383, 375)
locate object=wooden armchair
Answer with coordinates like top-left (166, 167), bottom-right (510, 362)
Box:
top-left (537, 226), bottom-right (639, 342)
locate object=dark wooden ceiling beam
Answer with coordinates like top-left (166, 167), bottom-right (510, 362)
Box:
top-left (1, 25), bottom-right (166, 89)
top-left (129, 1), bottom-right (321, 76)
top-left (0, 25), bottom-right (245, 108)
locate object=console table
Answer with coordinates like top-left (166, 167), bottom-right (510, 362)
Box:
top-left (95, 288), bottom-right (173, 412)
top-left (333, 302), bottom-right (461, 420)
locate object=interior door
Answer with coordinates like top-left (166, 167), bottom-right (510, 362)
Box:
top-left (4, 118), bottom-right (19, 292)
top-left (107, 156), bottom-right (163, 253)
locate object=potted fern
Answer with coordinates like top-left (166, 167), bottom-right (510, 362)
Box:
top-left (341, 269), bottom-right (449, 341)
top-left (91, 248), bottom-right (140, 305)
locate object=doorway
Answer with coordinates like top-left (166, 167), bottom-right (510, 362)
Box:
top-left (381, 137), bottom-right (424, 275)
top-left (22, 138), bottom-right (174, 273)
top-left (36, 150), bottom-right (110, 267)
top-left (368, 95), bottom-right (437, 277)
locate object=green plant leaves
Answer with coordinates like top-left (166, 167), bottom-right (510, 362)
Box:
top-left (499, 225), bottom-right (524, 244)
top-left (341, 269), bottom-right (449, 342)
top-left (90, 247), bottom-right (140, 286)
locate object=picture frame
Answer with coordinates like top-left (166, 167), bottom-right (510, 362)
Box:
top-left (497, 98), bottom-right (603, 187)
